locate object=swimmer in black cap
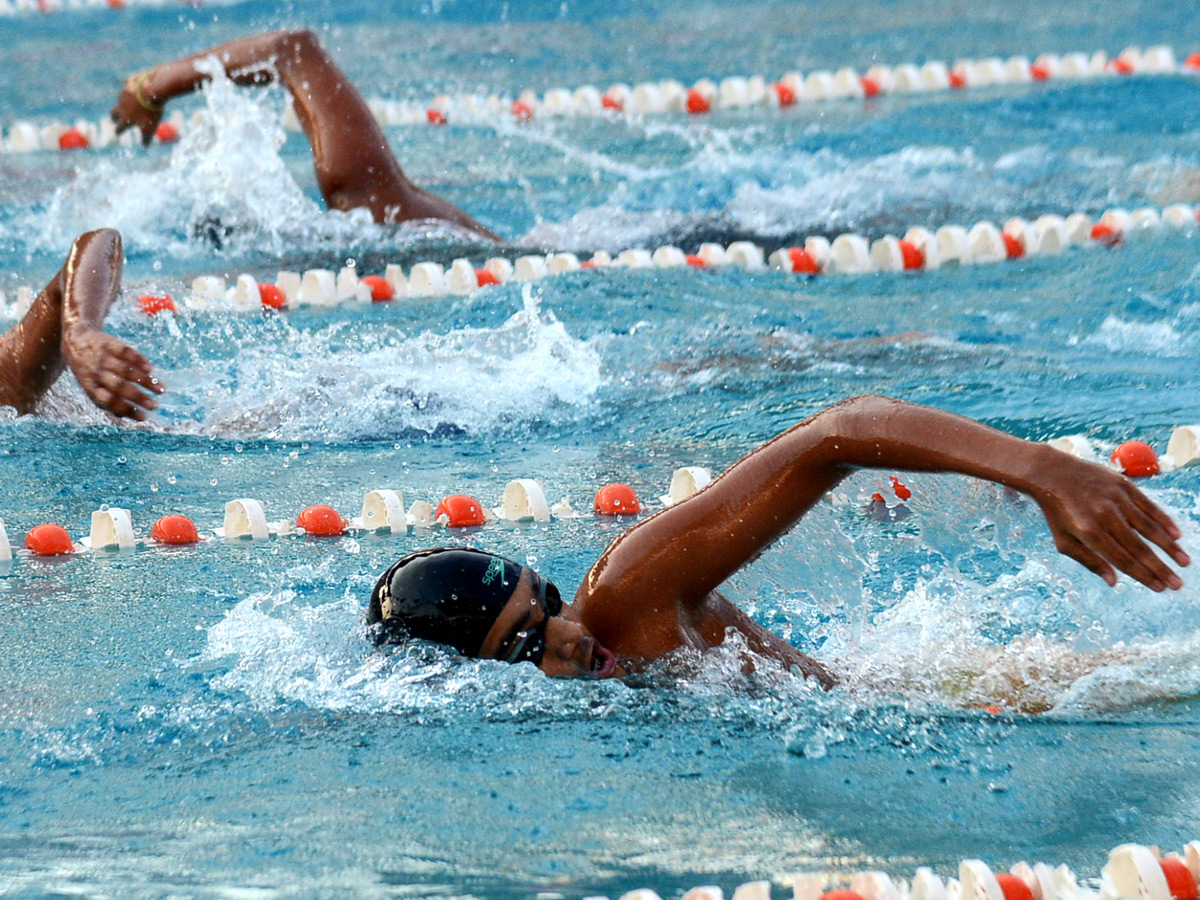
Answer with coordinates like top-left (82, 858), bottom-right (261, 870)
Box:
top-left (371, 395), bottom-right (1191, 686)
top-left (111, 30), bottom-right (500, 240)
top-left (0, 228), bottom-right (163, 420)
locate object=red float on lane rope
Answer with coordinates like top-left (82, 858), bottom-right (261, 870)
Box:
top-left (686, 89), bottom-right (711, 114)
top-left (151, 515), bottom-right (200, 545)
top-left (594, 483), bottom-right (641, 516)
top-left (995, 874), bottom-right (1036, 900)
top-left (1111, 441), bottom-right (1159, 477)
top-left (426, 109), bottom-right (447, 125)
top-left (136, 294), bottom-right (175, 316)
top-left (898, 240), bottom-right (924, 270)
top-left (1161, 858), bottom-right (1199, 900)
top-left (25, 524), bottom-right (73, 556)
top-left (436, 495), bottom-right (486, 528)
top-left (155, 122), bottom-right (179, 143)
top-left (821, 891), bottom-right (868, 900)
top-left (1091, 222), bottom-right (1121, 247)
top-left (360, 275), bottom-right (393, 302)
top-left (58, 129), bottom-right (89, 150)
top-left (258, 283), bottom-right (287, 308)
top-left (788, 247), bottom-right (821, 274)
top-left (476, 268), bottom-right (500, 287)
top-left (860, 76), bottom-right (880, 97)
top-left (1003, 233), bottom-right (1024, 259)
top-left (296, 505), bottom-right (346, 536)
top-left (773, 82), bottom-right (796, 106)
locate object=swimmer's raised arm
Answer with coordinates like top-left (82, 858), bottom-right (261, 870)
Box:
top-left (580, 395), bottom-right (1189, 618)
top-left (0, 229), bottom-right (162, 420)
top-left (111, 30), bottom-right (500, 239)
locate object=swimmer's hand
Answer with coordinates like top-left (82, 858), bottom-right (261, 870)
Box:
top-left (61, 325), bottom-right (164, 421)
top-left (1031, 449), bottom-right (1190, 591)
top-left (111, 73), bottom-right (164, 147)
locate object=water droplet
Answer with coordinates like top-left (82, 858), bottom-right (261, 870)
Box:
top-left (117, 455), bottom-right (127, 465)
top-left (167, 475), bottom-right (177, 484)
top-left (235, 444), bottom-right (243, 453)
top-left (210, 477), bottom-right (218, 486)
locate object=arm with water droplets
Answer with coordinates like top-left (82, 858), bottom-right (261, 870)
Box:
top-left (580, 395), bottom-right (1189, 640)
top-left (110, 30), bottom-right (500, 238)
top-left (0, 229), bottom-right (162, 419)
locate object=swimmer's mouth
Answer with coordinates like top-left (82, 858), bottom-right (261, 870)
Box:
top-left (590, 645), bottom-right (617, 679)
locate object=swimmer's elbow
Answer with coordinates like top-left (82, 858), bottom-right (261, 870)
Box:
top-left (805, 393), bottom-right (891, 439)
top-left (283, 29), bottom-right (323, 52)
top-left (78, 227), bottom-right (122, 249)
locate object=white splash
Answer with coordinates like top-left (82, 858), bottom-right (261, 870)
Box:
top-left (28, 58), bottom-right (393, 257)
top-left (184, 285), bottom-right (601, 440)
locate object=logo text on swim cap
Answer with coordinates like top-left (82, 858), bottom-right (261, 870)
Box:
top-left (482, 556), bottom-right (507, 586)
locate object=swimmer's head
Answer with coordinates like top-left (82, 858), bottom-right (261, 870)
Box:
top-left (369, 547), bottom-right (620, 678)
top-left (368, 547), bottom-right (560, 661)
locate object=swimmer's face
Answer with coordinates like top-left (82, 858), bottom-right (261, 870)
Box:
top-left (478, 568), bottom-right (620, 679)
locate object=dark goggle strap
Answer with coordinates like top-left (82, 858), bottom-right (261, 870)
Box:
top-left (503, 573), bottom-right (558, 665)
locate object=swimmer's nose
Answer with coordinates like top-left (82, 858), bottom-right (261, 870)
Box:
top-left (546, 616), bottom-right (587, 663)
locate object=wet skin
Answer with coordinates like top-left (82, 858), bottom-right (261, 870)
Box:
top-left (479, 568), bottom-right (622, 680)
top-left (0, 229), bottom-right (163, 419)
top-left (111, 30), bottom-right (501, 241)
top-left (548, 395), bottom-right (1187, 687)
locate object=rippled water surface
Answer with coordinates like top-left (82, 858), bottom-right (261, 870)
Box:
top-left (2, 1), bottom-right (1200, 898)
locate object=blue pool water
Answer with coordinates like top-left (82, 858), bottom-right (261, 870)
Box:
top-left (3, 1), bottom-right (1200, 897)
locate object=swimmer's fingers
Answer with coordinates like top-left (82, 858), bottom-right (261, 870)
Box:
top-left (1056, 535), bottom-right (1117, 587)
top-left (102, 348), bottom-right (163, 407)
top-left (1090, 522), bottom-right (1180, 592)
top-left (1055, 501), bottom-right (1183, 591)
top-left (66, 330), bottom-right (163, 420)
top-left (1128, 489), bottom-right (1191, 567)
top-left (109, 341), bottom-right (157, 383)
top-left (92, 364), bottom-right (159, 420)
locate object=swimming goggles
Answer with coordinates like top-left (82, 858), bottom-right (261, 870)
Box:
top-left (502, 571), bottom-right (563, 666)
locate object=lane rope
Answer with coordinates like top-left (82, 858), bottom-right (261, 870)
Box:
top-left (2, 44), bottom-right (1197, 154)
top-left (0, 0), bottom-right (234, 16)
top-left (617, 842), bottom-right (1200, 900)
top-left (4, 200), bottom-right (1194, 319)
top-left (3, 426), bottom-right (1198, 558)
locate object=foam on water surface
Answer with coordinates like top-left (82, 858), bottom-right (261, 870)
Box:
top-left (4, 2), bottom-right (1200, 895)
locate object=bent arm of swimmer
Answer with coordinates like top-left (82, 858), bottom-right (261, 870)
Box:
top-left (582, 394), bottom-right (1189, 619)
top-left (60, 230), bottom-right (163, 420)
top-left (111, 31), bottom-right (500, 238)
top-left (0, 229), bottom-right (161, 420)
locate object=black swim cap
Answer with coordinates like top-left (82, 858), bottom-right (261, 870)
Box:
top-left (368, 547), bottom-right (526, 657)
